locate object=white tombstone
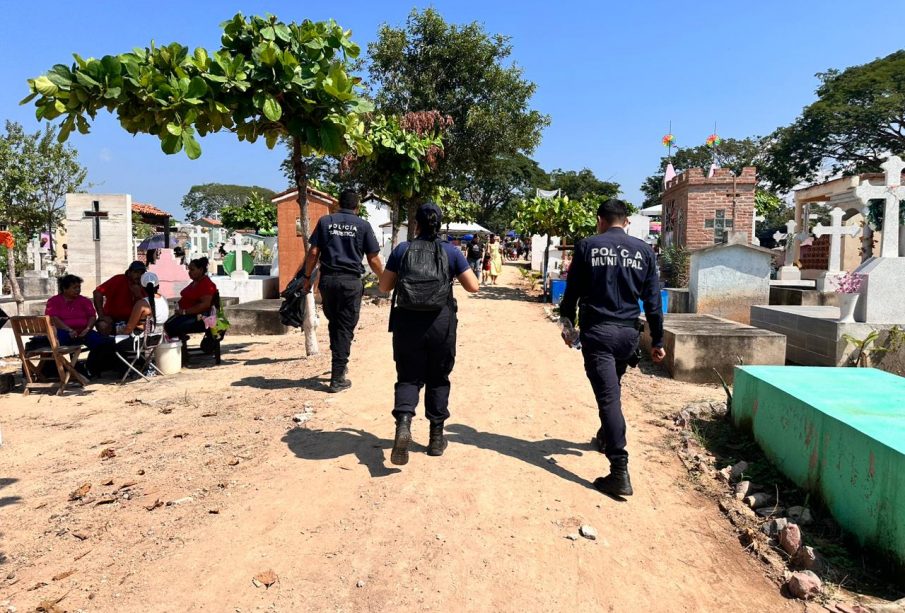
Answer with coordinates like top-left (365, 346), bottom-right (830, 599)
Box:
top-left (813, 207), bottom-right (861, 291)
top-left (230, 235), bottom-right (252, 281)
top-left (186, 225), bottom-right (208, 261)
top-left (849, 155), bottom-right (905, 323)
top-left (775, 220), bottom-right (801, 280)
top-left (65, 194), bottom-right (134, 294)
top-left (24, 237), bottom-right (48, 278)
top-left (270, 243), bottom-right (280, 277)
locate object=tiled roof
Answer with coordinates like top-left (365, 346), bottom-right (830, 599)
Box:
top-left (196, 217), bottom-right (223, 226)
top-left (132, 202), bottom-right (170, 217)
top-left (270, 186), bottom-right (338, 204)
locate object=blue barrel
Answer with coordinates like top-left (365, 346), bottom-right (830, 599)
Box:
top-left (550, 279), bottom-right (567, 305)
top-left (638, 289), bottom-right (669, 314)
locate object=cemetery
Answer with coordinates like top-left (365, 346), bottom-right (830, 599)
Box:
top-left (2, 5), bottom-right (905, 612)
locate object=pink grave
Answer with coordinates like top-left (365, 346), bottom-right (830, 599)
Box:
top-left (148, 248), bottom-right (190, 299)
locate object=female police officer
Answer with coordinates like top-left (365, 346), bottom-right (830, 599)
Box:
top-left (379, 203), bottom-right (479, 466)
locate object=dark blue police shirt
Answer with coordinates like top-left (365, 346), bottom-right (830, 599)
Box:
top-left (560, 227), bottom-right (664, 347)
top-left (386, 238), bottom-right (470, 276)
top-left (309, 210), bottom-right (380, 277)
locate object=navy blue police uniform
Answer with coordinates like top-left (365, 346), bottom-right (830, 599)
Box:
top-left (309, 209), bottom-right (380, 378)
top-left (559, 226), bottom-right (664, 461)
top-left (385, 238), bottom-right (470, 424)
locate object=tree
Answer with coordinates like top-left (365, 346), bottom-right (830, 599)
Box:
top-left (546, 168), bottom-right (620, 202)
top-left (220, 191), bottom-right (277, 234)
top-left (0, 121), bottom-right (47, 311)
top-left (763, 50), bottom-right (905, 192)
top-left (181, 183), bottom-right (275, 220)
top-left (460, 153), bottom-right (547, 228)
top-left (24, 13), bottom-right (373, 355)
top-left (512, 195), bottom-right (597, 285)
top-left (434, 186), bottom-right (479, 233)
top-left (368, 9), bottom-right (549, 221)
top-left (132, 212), bottom-right (155, 240)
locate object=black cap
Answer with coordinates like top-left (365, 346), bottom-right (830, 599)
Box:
top-left (416, 202), bottom-right (443, 226)
top-left (128, 260), bottom-right (147, 272)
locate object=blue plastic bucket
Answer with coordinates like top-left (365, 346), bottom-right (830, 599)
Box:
top-left (638, 289), bottom-right (669, 314)
top-left (551, 279), bottom-right (567, 305)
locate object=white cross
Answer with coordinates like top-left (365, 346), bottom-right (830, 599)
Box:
top-left (230, 234), bottom-right (252, 279)
top-left (854, 155), bottom-right (905, 258)
top-left (752, 212), bottom-right (766, 243)
top-left (188, 226), bottom-right (208, 259)
top-left (29, 237), bottom-right (45, 274)
top-left (777, 220), bottom-right (797, 266)
top-left (813, 207), bottom-right (860, 272)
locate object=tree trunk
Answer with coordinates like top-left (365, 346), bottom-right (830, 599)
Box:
top-left (543, 234), bottom-right (551, 301)
top-left (391, 202), bottom-right (401, 247)
top-left (6, 245), bottom-right (24, 314)
top-left (292, 137), bottom-right (319, 357)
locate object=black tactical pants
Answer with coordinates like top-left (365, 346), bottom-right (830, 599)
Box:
top-left (391, 306), bottom-right (457, 424)
top-left (319, 274), bottom-right (364, 372)
top-left (580, 324), bottom-right (641, 460)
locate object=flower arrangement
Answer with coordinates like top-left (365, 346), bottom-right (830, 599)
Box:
top-left (833, 271), bottom-right (863, 294)
top-left (0, 231), bottom-right (13, 249)
top-left (661, 134), bottom-right (675, 148)
top-left (705, 133), bottom-right (722, 148)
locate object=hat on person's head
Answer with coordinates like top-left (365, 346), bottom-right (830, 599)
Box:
top-left (140, 271), bottom-right (159, 287)
top-left (128, 260), bottom-right (147, 273)
top-left (415, 202), bottom-right (443, 226)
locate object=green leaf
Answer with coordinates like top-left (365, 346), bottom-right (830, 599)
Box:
top-left (262, 94), bottom-right (282, 121)
top-left (76, 115), bottom-right (90, 134)
top-left (186, 76), bottom-right (207, 99)
top-left (33, 75), bottom-right (59, 96)
top-left (161, 133), bottom-right (183, 155)
top-left (166, 123), bottom-right (183, 136)
top-left (273, 24), bottom-right (291, 42)
top-left (19, 92), bottom-right (38, 105)
top-left (194, 47), bottom-right (208, 66)
top-left (182, 132), bottom-right (201, 159)
top-left (265, 131), bottom-right (279, 149)
top-left (261, 26), bottom-right (276, 41)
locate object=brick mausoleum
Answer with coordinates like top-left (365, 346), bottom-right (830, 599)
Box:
top-left (661, 166), bottom-right (757, 251)
top-left (273, 186), bottom-right (339, 292)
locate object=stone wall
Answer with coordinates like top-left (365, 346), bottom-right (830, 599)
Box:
top-left (274, 189), bottom-right (338, 292)
top-left (64, 193), bottom-right (133, 294)
top-left (661, 167), bottom-right (757, 252)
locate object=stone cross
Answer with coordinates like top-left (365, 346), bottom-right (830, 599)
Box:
top-left (853, 155), bottom-right (905, 258)
top-left (703, 209), bottom-right (734, 244)
top-left (813, 207), bottom-right (860, 272)
top-left (777, 220), bottom-right (797, 267)
top-left (83, 200), bottom-right (108, 241)
top-left (230, 235), bottom-right (252, 279)
top-left (752, 212), bottom-right (766, 245)
top-left (29, 237), bottom-right (45, 274)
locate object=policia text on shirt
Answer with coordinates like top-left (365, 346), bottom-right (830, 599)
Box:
top-left (559, 199), bottom-right (666, 498)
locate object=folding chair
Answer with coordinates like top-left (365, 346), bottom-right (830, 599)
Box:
top-left (11, 315), bottom-right (89, 396)
top-left (116, 317), bottom-right (165, 383)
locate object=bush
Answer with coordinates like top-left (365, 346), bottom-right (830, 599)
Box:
top-left (661, 245), bottom-right (690, 288)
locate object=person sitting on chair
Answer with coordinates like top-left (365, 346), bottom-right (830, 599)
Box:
top-left (116, 272), bottom-right (169, 336)
top-left (46, 275), bottom-right (109, 350)
top-left (93, 261), bottom-right (146, 334)
top-left (164, 257), bottom-right (217, 339)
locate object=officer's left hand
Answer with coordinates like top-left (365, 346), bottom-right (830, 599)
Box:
top-left (651, 347), bottom-right (666, 363)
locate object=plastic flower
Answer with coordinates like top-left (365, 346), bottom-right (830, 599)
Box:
top-left (706, 134), bottom-right (722, 148)
top-left (0, 231), bottom-right (13, 249)
top-left (833, 271), bottom-right (863, 294)
top-left (661, 134), bottom-right (675, 147)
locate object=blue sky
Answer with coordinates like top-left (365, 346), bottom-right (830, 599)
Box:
top-left (1, 0), bottom-right (900, 220)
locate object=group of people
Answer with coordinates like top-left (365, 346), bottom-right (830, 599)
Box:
top-left (44, 257), bottom-right (219, 379)
top-left (299, 191), bottom-right (666, 497)
top-left (464, 234), bottom-right (504, 285)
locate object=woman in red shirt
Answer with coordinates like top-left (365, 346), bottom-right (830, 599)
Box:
top-left (164, 257), bottom-right (218, 339)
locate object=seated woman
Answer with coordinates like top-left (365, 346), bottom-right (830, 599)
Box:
top-left (45, 275), bottom-right (109, 350)
top-left (164, 257), bottom-right (218, 339)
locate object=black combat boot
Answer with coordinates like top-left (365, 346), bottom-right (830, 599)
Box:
top-left (593, 456), bottom-right (633, 497)
top-left (328, 364), bottom-right (351, 393)
top-left (427, 422), bottom-right (448, 457)
top-left (592, 428), bottom-right (607, 454)
top-left (390, 414), bottom-right (413, 466)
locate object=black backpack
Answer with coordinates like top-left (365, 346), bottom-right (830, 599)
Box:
top-left (468, 241), bottom-right (483, 259)
top-left (394, 239), bottom-right (451, 311)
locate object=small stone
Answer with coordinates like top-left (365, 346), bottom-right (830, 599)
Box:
top-left (787, 506), bottom-right (814, 526)
top-left (755, 505), bottom-right (785, 518)
top-left (435, 534), bottom-right (444, 541)
top-left (356, 580), bottom-right (365, 588)
top-left (166, 496), bottom-right (194, 506)
top-left (734, 481), bottom-right (752, 500)
top-left (761, 517), bottom-right (789, 537)
top-left (717, 467), bottom-right (732, 483)
top-left (729, 461), bottom-right (749, 481)
top-left (779, 524), bottom-right (802, 556)
top-left (786, 570), bottom-right (821, 600)
top-left (292, 413), bottom-right (311, 424)
top-left (744, 493), bottom-right (772, 509)
top-left (792, 545), bottom-right (820, 571)
top-left (579, 525), bottom-right (597, 540)
top-left (565, 533), bottom-right (579, 541)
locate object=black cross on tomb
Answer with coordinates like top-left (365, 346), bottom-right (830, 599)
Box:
top-left (83, 200), bottom-right (108, 241)
top-left (704, 209), bottom-right (734, 244)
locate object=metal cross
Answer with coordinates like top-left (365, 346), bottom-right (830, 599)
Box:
top-left (83, 200), bottom-right (108, 242)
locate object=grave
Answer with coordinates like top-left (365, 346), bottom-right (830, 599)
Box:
top-left (687, 235), bottom-right (773, 324)
top-left (639, 314), bottom-right (786, 384)
top-left (16, 237), bottom-right (55, 296)
top-left (224, 299), bottom-right (291, 335)
top-left (733, 366), bottom-right (905, 577)
top-left (147, 249), bottom-right (190, 299)
top-left (753, 156), bottom-right (905, 367)
top-left (65, 193), bottom-right (133, 295)
top-left (210, 234), bottom-right (279, 303)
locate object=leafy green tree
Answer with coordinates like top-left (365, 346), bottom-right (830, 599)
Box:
top-left (131, 212), bottom-right (155, 240)
top-left (434, 186), bottom-right (479, 233)
top-left (24, 13), bottom-right (372, 356)
top-left (220, 191), bottom-right (277, 234)
top-left (181, 183), bottom-right (275, 221)
top-left (368, 9), bottom-right (549, 220)
top-left (512, 195), bottom-right (597, 282)
top-left (763, 50), bottom-right (905, 191)
top-left (546, 168), bottom-right (620, 202)
top-left (459, 153), bottom-right (548, 227)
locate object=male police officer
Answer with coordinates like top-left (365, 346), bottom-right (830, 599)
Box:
top-left (559, 199), bottom-right (666, 497)
top-left (300, 190), bottom-right (384, 392)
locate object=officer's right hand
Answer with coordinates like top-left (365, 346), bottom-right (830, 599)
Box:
top-left (302, 278), bottom-right (312, 294)
top-left (651, 347), bottom-right (666, 363)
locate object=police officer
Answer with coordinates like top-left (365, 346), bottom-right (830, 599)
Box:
top-left (559, 199), bottom-right (666, 497)
top-left (300, 189), bottom-right (384, 392)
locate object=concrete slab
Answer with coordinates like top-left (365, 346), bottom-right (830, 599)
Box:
top-left (733, 366), bottom-right (905, 578)
top-left (663, 288), bottom-right (690, 313)
top-left (224, 299), bottom-right (291, 335)
top-left (640, 314), bottom-right (786, 384)
top-left (210, 275), bottom-right (279, 304)
top-left (751, 305), bottom-right (901, 366)
top-left (770, 279), bottom-right (816, 288)
top-left (769, 286), bottom-right (840, 307)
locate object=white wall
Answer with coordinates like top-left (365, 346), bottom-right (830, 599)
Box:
top-left (689, 245), bottom-right (772, 324)
top-left (531, 235), bottom-right (563, 272)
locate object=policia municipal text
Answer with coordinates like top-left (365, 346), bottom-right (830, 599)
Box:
top-left (559, 199), bottom-right (666, 497)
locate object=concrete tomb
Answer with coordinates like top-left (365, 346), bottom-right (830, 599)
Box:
top-left (224, 299), bottom-right (291, 335)
top-left (65, 193), bottom-right (134, 295)
top-left (733, 366), bottom-right (905, 578)
top-left (688, 237), bottom-right (773, 325)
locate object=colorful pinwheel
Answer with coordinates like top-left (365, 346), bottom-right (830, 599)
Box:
top-left (661, 134), bottom-right (675, 148)
top-left (706, 133), bottom-right (722, 148)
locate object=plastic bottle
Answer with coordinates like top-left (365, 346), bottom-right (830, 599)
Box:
top-left (558, 317), bottom-right (582, 350)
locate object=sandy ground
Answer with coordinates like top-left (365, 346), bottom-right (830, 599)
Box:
top-left (0, 265), bottom-right (801, 612)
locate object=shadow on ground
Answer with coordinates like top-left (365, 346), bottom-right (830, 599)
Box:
top-left (232, 375), bottom-right (328, 392)
top-left (469, 285), bottom-right (534, 302)
top-left (282, 427), bottom-right (400, 477)
top-left (445, 424), bottom-right (603, 493)
top-left (0, 477), bottom-right (21, 509)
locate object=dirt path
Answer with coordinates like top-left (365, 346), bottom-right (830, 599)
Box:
top-left (0, 265), bottom-right (800, 612)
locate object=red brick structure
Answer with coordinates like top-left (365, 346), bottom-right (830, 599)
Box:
top-left (272, 187), bottom-right (338, 292)
top-left (799, 235), bottom-right (830, 271)
top-left (661, 167), bottom-right (757, 252)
